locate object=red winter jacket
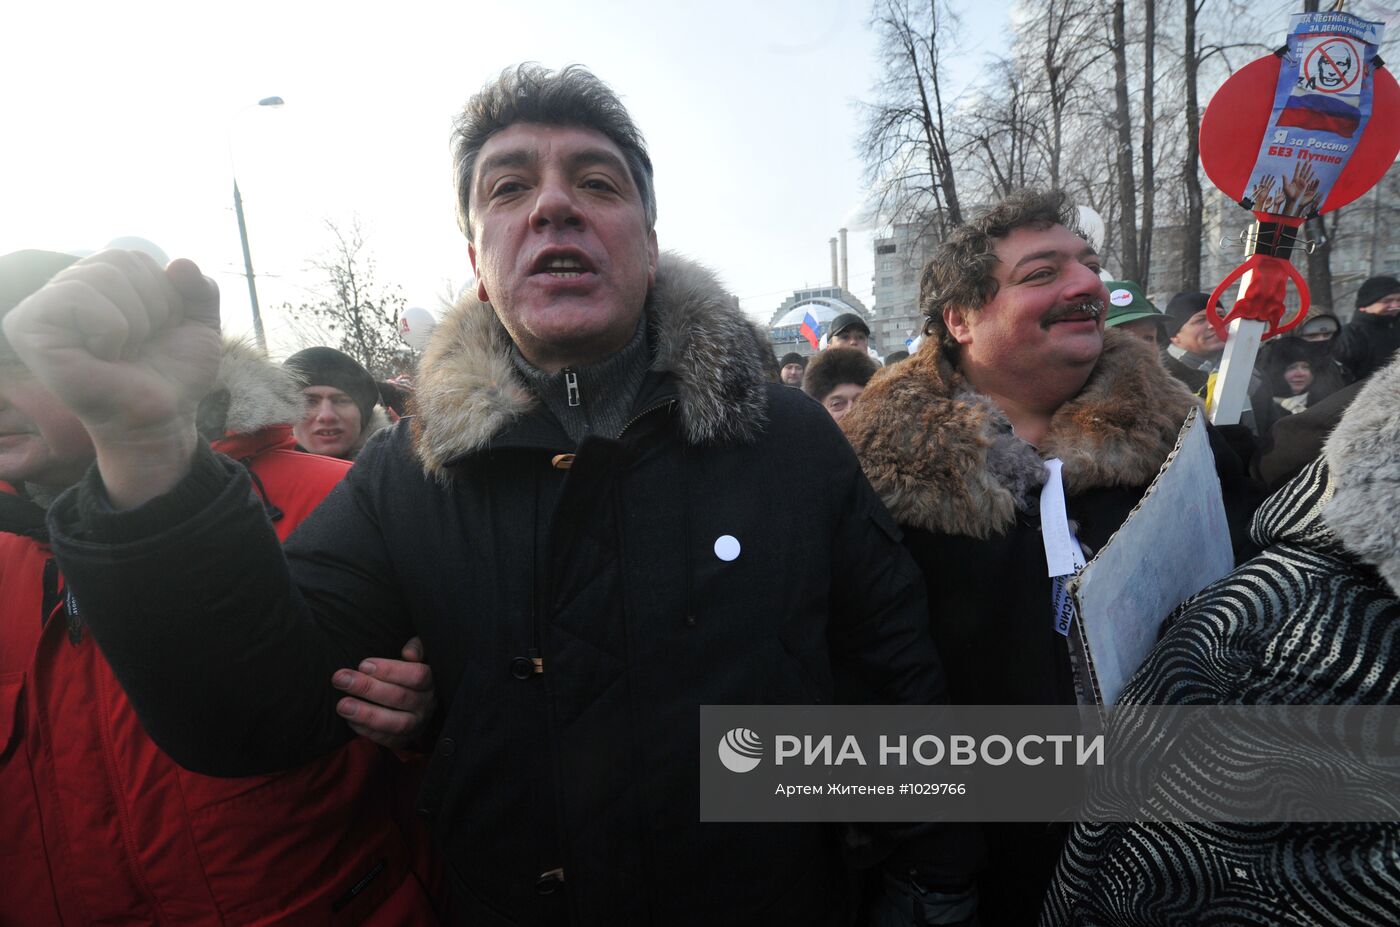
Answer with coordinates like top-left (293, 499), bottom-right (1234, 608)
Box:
top-left (0, 425), bottom-right (439, 926)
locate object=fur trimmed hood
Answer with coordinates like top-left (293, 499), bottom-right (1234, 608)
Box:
top-left (198, 338), bottom-right (391, 458)
top-left (843, 329), bottom-right (1199, 538)
top-left (1323, 353), bottom-right (1400, 596)
top-left (411, 253), bottom-right (768, 479)
top-left (197, 338), bottom-right (306, 440)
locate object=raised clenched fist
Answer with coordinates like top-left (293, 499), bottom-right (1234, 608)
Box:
top-left (2, 249), bottom-right (222, 506)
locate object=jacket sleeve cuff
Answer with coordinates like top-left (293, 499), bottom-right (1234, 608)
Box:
top-left (54, 442), bottom-right (236, 544)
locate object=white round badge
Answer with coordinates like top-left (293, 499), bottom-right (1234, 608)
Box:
top-left (714, 535), bottom-right (741, 562)
top-left (1109, 288), bottom-right (1134, 307)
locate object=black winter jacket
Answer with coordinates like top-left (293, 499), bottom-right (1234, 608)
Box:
top-left (843, 332), bottom-right (1264, 926)
top-left (50, 256), bottom-right (956, 926)
top-left (1334, 309), bottom-right (1400, 381)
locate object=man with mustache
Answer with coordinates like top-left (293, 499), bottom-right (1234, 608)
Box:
top-left (841, 189), bottom-right (1262, 925)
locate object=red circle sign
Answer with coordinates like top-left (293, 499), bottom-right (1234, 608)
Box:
top-left (1200, 53), bottom-right (1400, 214)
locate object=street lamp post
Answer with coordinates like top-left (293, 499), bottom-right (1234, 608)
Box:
top-left (230, 96), bottom-right (284, 352)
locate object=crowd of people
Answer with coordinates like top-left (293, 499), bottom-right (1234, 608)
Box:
top-left (789, 255), bottom-right (1400, 505)
top-left (1, 63), bottom-right (1396, 927)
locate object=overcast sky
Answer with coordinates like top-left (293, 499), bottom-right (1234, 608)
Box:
top-left (3, 0), bottom-right (1012, 354)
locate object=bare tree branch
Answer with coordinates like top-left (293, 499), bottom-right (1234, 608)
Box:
top-left (280, 218), bottom-right (410, 378)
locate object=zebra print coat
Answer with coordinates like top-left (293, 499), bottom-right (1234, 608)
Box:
top-left (1042, 356), bottom-right (1400, 926)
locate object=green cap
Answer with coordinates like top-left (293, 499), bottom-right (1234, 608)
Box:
top-left (1103, 280), bottom-right (1161, 328)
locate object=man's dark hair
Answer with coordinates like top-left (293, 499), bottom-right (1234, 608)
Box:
top-left (919, 189), bottom-right (1083, 357)
top-left (802, 347), bottom-right (878, 402)
top-left (451, 63), bottom-right (657, 239)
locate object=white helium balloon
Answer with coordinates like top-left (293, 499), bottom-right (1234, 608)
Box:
top-left (105, 236), bottom-right (170, 267)
top-left (1075, 206), bottom-right (1106, 253)
top-left (399, 306), bottom-right (438, 352)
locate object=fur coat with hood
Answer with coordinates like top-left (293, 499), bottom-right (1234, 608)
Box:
top-left (2, 339), bottom-right (438, 926)
top-left (840, 330), bottom-right (1262, 927)
top-left (1043, 354), bottom-right (1400, 927)
top-left (50, 254), bottom-right (953, 926)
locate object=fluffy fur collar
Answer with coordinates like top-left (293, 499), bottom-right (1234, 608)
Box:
top-left (843, 329), bottom-right (1198, 538)
top-left (1323, 353), bottom-right (1400, 596)
top-left (197, 338), bottom-right (305, 440)
top-left (411, 253), bottom-right (768, 479)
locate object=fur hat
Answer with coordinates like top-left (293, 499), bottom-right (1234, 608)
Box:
top-left (0, 250), bottom-right (79, 362)
top-left (1255, 336), bottom-right (1314, 398)
top-left (1355, 275), bottom-right (1400, 310)
top-left (283, 346), bottom-right (379, 424)
top-left (802, 346), bottom-right (878, 402)
top-left (1323, 351), bottom-right (1400, 596)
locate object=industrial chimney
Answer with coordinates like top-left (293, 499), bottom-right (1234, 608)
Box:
top-left (829, 237), bottom-right (839, 288)
top-left (838, 228), bottom-right (849, 292)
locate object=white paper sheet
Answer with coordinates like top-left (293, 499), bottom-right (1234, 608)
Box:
top-left (1070, 407), bottom-right (1235, 705)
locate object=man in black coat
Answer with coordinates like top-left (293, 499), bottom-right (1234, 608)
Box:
top-left (843, 189), bottom-right (1263, 926)
top-left (4, 65), bottom-right (971, 925)
top-left (1158, 292), bottom-right (1220, 394)
top-left (1335, 274), bottom-right (1400, 381)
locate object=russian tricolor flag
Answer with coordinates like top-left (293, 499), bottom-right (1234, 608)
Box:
top-left (1277, 93), bottom-right (1362, 138)
top-left (799, 312), bottom-right (821, 349)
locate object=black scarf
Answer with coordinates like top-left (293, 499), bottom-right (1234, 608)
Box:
top-left (0, 488), bottom-right (49, 542)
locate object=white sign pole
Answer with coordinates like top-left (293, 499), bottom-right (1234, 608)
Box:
top-left (1208, 315), bottom-right (1266, 426)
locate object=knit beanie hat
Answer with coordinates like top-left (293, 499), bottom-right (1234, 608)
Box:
top-left (1355, 275), bottom-right (1400, 310)
top-left (778, 352), bottom-right (807, 369)
top-left (802, 346), bottom-right (878, 402)
top-left (1163, 292), bottom-right (1209, 337)
top-left (283, 346), bottom-right (379, 423)
top-left (0, 250), bottom-right (80, 362)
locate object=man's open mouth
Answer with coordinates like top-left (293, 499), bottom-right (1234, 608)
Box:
top-left (530, 249), bottom-right (597, 279)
